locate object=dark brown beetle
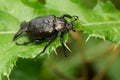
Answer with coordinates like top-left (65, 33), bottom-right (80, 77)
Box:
top-left (13, 14), bottom-right (78, 58)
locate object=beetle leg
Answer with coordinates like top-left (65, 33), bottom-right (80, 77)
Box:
top-left (15, 41), bottom-right (33, 45)
top-left (34, 34), bottom-right (58, 59)
top-left (60, 32), bottom-right (67, 57)
top-left (13, 29), bottom-right (25, 41)
top-left (15, 39), bottom-right (45, 45)
top-left (13, 21), bottom-right (28, 41)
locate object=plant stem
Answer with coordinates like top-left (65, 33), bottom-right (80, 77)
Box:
top-left (92, 44), bottom-right (120, 80)
top-left (70, 31), bottom-right (88, 80)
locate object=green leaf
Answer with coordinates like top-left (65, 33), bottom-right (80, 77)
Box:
top-left (82, 1), bottom-right (120, 43)
top-left (0, 0), bottom-right (120, 79)
top-left (0, 10), bottom-right (20, 31)
top-left (45, 0), bottom-right (120, 43)
top-left (0, 0), bottom-right (67, 79)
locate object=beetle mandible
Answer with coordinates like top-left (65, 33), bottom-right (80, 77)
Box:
top-left (13, 14), bottom-right (78, 58)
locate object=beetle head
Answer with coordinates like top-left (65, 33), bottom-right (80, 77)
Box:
top-left (66, 16), bottom-right (78, 32)
top-left (66, 22), bottom-right (75, 32)
top-left (13, 21), bottom-right (28, 41)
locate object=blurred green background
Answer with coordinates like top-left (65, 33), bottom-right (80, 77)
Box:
top-left (1, 0), bottom-right (120, 80)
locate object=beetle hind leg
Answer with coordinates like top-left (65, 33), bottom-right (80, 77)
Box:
top-left (13, 21), bottom-right (28, 41)
top-left (15, 39), bottom-right (44, 45)
top-left (34, 34), bottom-right (58, 59)
top-left (15, 41), bottom-right (33, 45)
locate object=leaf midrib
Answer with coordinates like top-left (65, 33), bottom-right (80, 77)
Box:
top-left (0, 20), bottom-right (120, 34)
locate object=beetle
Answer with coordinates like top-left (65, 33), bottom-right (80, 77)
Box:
top-left (13, 14), bottom-right (78, 58)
